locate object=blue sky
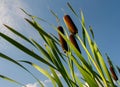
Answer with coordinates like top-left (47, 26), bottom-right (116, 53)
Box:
top-left (0, 0), bottom-right (120, 87)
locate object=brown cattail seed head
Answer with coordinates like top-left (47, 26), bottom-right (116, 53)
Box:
top-left (106, 54), bottom-right (118, 81)
top-left (69, 34), bottom-right (81, 53)
top-left (63, 15), bottom-right (78, 35)
top-left (110, 66), bottom-right (118, 81)
top-left (58, 26), bottom-right (68, 52)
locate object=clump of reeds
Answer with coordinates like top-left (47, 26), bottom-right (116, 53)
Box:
top-left (0, 2), bottom-right (119, 87)
top-left (63, 14), bottom-right (81, 53)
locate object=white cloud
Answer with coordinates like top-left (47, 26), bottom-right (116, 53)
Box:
top-left (39, 71), bottom-right (62, 87)
top-left (0, 0), bottom-right (27, 33)
top-left (23, 80), bottom-right (50, 87)
top-left (0, 0), bottom-right (28, 50)
top-left (23, 82), bottom-right (38, 87)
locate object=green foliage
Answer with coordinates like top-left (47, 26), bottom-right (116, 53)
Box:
top-left (0, 2), bottom-right (119, 87)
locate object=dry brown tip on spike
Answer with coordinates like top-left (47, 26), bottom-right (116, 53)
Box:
top-left (69, 34), bottom-right (81, 53)
top-left (110, 66), bottom-right (118, 81)
top-left (57, 26), bottom-right (68, 53)
top-left (63, 15), bottom-right (78, 35)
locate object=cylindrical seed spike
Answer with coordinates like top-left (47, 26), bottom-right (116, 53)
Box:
top-left (110, 66), bottom-right (118, 81)
top-left (58, 26), bottom-right (68, 52)
top-left (63, 15), bottom-right (78, 35)
top-left (69, 34), bottom-right (81, 53)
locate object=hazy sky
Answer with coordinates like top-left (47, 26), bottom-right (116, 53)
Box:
top-left (0, 0), bottom-right (120, 87)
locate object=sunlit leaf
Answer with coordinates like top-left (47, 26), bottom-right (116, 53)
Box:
top-left (25, 18), bottom-right (58, 44)
top-left (30, 39), bottom-right (53, 63)
top-left (20, 61), bottom-right (57, 87)
top-left (0, 74), bottom-right (24, 86)
top-left (79, 19), bottom-right (115, 86)
top-left (3, 24), bottom-right (35, 47)
top-left (50, 68), bottom-right (63, 87)
top-left (89, 26), bottom-right (94, 39)
top-left (0, 32), bottom-right (56, 70)
top-left (70, 54), bottom-right (98, 87)
top-left (0, 53), bottom-right (44, 87)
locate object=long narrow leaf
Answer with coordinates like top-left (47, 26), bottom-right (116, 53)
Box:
top-left (0, 33), bottom-right (56, 70)
top-left (0, 53), bottom-right (44, 87)
top-left (67, 2), bottom-right (78, 17)
top-left (70, 54), bottom-right (98, 87)
top-left (20, 61), bottom-right (57, 87)
top-left (50, 10), bottom-right (60, 22)
top-left (30, 39), bottom-right (53, 63)
top-left (80, 15), bottom-right (114, 86)
top-left (81, 11), bottom-right (86, 46)
top-left (50, 68), bottom-right (63, 87)
top-left (45, 40), bottom-right (72, 86)
top-left (94, 43), bottom-right (114, 86)
top-left (76, 34), bottom-right (109, 87)
top-left (21, 8), bottom-right (48, 24)
top-left (89, 26), bottom-right (94, 39)
top-left (25, 18), bottom-right (58, 44)
top-left (3, 24), bottom-right (35, 47)
top-left (0, 74), bottom-right (24, 86)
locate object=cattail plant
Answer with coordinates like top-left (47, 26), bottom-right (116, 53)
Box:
top-left (0, 2), bottom-right (120, 87)
top-left (107, 55), bottom-right (118, 81)
top-left (57, 26), bottom-right (68, 52)
top-left (63, 15), bottom-right (78, 35)
top-left (69, 34), bottom-right (81, 53)
top-left (110, 66), bottom-right (118, 81)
